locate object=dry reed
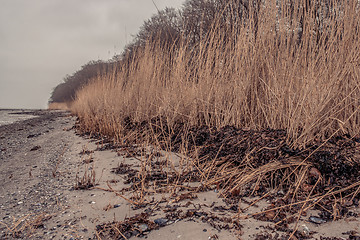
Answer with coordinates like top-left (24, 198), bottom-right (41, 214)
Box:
top-left (70, 0), bottom-right (360, 203)
top-left (72, 0), bottom-right (360, 147)
top-left (48, 102), bottom-right (72, 111)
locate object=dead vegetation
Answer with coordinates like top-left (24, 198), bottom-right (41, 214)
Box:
top-left (74, 162), bottom-right (97, 190)
top-left (67, 0), bottom-right (360, 238)
top-left (47, 102), bottom-right (71, 111)
top-left (0, 213), bottom-right (53, 238)
top-left (77, 124), bottom-right (360, 239)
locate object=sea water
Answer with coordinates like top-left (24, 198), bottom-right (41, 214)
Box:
top-left (0, 110), bottom-right (37, 126)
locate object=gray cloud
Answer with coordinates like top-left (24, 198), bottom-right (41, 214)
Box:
top-left (0, 0), bottom-right (184, 109)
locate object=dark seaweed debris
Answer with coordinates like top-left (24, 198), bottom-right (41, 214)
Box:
top-left (114, 117), bottom-right (360, 185)
top-left (77, 116), bottom-right (360, 189)
top-left (96, 213), bottom-right (156, 239)
top-left (173, 125), bottom-right (360, 195)
top-left (96, 208), bottom-right (243, 240)
top-left (76, 117), bottom-right (360, 239)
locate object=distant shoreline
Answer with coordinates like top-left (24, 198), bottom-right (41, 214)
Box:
top-left (0, 108), bottom-right (44, 111)
top-left (0, 109), bottom-right (62, 127)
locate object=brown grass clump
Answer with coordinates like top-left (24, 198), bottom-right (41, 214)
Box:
top-left (74, 163), bottom-right (97, 190)
top-left (48, 102), bottom-right (71, 111)
top-left (0, 213), bottom-right (52, 238)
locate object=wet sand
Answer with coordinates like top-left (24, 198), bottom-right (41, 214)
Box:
top-left (0, 109), bottom-right (39, 126)
top-left (0, 110), bottom-right (359, 239)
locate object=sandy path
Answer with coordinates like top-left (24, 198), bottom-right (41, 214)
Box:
top-left (0, 110), bottom-right (359, 240)
top-left (0, 111), bottom-right (79, 239)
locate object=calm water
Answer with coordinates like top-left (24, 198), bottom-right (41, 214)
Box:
top-left (0, 109), bottom-right (37, 126)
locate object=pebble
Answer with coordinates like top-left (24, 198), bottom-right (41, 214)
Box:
top-left (302, 224), bottom-right (310, 236)
top-left (138, 224), bottom-right (149, 232)
top-left (154, 218), bottom-right (168, 226)
top-left (309, 216), bottom-right (326, 224)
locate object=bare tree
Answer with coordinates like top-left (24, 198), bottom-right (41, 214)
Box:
top-left (135, 7), bottom-right (181, 47)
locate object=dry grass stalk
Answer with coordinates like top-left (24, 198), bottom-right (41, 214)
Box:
top-left (236, 180), bottom-right (360, 221)
top-left (74, 163), bottom-right (96, 190)
top-left (0, 213), bottom-right (52, 238)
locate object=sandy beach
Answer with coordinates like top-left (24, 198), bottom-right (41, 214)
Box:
top-left (0, 110), bottom-right (359, 240)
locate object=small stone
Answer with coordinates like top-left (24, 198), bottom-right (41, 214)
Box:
top-left (30, 146), bottom-right (41, 151)
top-left (302, 224), bottom-right (310, 236)
top-left (138, 224), bottom-right (149, 232)
top-left (309, 216), bottom-right (326, 224)
top-left (154, 218), bottom-right (168, 226)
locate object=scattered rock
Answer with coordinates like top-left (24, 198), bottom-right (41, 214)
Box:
top-left (154, 218), bottom-right (168, 226)
top-left (30, 146), bottom-right (41, 151)
top-left (27, 133), bottom-right (41, 138)
top-left (138, 223), bottom-right (149, 232)
top-left (309, 216), bottom-right (327, 224)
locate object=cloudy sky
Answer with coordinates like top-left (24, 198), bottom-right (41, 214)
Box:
top-left (0, 0), bottom-right (184, 109)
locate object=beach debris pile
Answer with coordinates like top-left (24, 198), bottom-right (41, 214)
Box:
top-left (76, 117), bottom-right (360, 239)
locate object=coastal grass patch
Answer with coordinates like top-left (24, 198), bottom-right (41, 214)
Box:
top-left (72, 0), bottom-right (360, 147)
top-left (70, 0), bottom-right (360, 231)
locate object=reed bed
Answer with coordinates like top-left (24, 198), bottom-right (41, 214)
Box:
top-left (73, 0), bottom-right (360, 147)
top-left (71, 0), bottom-right (360, 205)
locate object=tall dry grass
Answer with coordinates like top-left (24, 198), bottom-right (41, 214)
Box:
top-left (72, 0), bottom-right (360, 148)
top-left (48, 102), bottom-right (72, 111)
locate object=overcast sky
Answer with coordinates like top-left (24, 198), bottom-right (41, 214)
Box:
top-left (0, 0), bottom-right (184, 109)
